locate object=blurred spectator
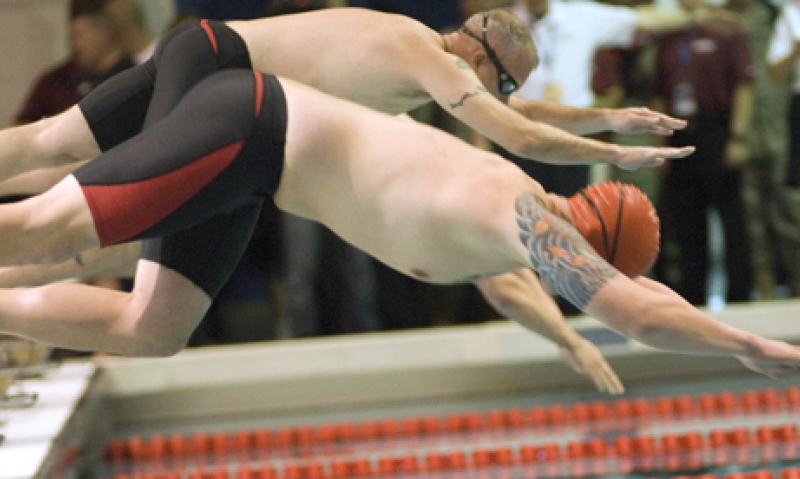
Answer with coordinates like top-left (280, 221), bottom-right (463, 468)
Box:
top-left (650, 0), bottom-right (754, 306)
top-left (103, 0), bottom-right (157, 63)
top-left (592, 48), bottom-right (628, 111)
top-left (501, 0), bottom-right (721, 198)
top-left (763, 0), bottom-right (800, 296)
top-left (729, 0), bottom-right (800, 300)
top-left (14, 0), bottom-right (134, 125)
top-left (767, 0), bottom-right (800, 186)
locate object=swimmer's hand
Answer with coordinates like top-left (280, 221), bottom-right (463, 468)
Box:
top-left (560, 338), bottom-right (625, 395)
top-left (615, 145), bottom-right (695, 170)
top-left (605, 107), bottom-right (687, 136)
top-left (737, 339), bottom-right (800, 379)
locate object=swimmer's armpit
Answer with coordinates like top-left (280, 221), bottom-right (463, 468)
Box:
top-left (515, 192), bottom-right (618, 310)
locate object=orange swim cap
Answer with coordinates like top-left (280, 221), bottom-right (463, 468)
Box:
top-left (567, 181), bottom-right (660, 278)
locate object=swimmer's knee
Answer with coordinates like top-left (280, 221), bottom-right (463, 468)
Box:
top-left (126, 332), bottom-right (189, 357)
top-left (114, 301), bottom-right (196, 357)
top-left (119, 274), bottom-right (210, 357)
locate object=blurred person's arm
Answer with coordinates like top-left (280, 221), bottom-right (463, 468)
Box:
top-left (766, 5), bottom-right (800, 82)
top-left (634, 5), bottom-right (741, 34)
top-left (724, 81), bottom-right (754, 168)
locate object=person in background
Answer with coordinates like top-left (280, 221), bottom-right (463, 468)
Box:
top-left (14, 0), bottom-right (134, 126)
top-left (730, 0), bottom-right (800, 300)
top-left (650, 0), bottom-right (754, 306)
top-left (103, 0), bottom-right (157, 64)
top-left (502, 0), bottom-right (737, 199)
top-left (765, 0), bottom-right (800, 297)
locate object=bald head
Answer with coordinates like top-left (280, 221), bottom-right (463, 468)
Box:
top-left (461, 10), bottom-right (538, 94)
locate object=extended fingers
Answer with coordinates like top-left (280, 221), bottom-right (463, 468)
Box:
top-left (667, 146), bottom-right (695, 158)
top-left (626, 110), bottom-right (687, 134)
top-left (585, 359), bottom-right (625, 395)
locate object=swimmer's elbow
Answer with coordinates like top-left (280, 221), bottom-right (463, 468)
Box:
top-left (588, 284), bottom-right (662, 340)
top-left (619, 307), bottom-right (661, 340)
top-left (503, 133), bottom-right (542, 159)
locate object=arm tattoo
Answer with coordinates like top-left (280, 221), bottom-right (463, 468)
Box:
top-left (450, 86), bottom-right (488, 109)
top-left (515, 192), bottom-right (618, 310)
top-left (74, 253), bottom-right (84, 267)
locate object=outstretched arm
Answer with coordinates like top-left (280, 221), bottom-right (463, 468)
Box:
top-left (507, 96), bottom-right (687, 137)
top-left (514, 192), bottom-right (800, 378)
top-left (474, 269), bottom-right (624, 394)
top-left (413, 41), bottom-right (694, 170)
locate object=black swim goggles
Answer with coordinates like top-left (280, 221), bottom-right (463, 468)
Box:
top-left (461, 11), bottom-right (519, 95)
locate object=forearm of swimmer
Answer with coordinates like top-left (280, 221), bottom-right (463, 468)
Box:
top-left (510, 97), bottom-right (611, 135)
top-left (450, 91), bottom-right (622, 164)
top-left (515, 192), bottom-right (619, 310)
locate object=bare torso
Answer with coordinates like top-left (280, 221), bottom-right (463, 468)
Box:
top-left (227, 9), bottom-right (442, 115)
top-left (273, 78), bottom-right (549, 283)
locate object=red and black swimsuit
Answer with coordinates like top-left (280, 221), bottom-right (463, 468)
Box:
top-left (74, 21), bottom-right (287, 299)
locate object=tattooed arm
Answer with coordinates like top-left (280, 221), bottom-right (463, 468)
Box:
top-left (475, 270), bottom-right (625, 394)
top-left (411, 40), bottom-right (694, 169)
top-left (514, 192), bottom-right (800, 378)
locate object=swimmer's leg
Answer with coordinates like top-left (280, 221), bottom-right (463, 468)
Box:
top-left (0, 258), bottom-right (210, 356)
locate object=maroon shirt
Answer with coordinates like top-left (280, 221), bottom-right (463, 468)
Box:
top-left (14, 56), bottom-right (134, 125)
top-left (652, 26), bottom-right (753, 117)
top-left (592, 48), bottom-right (625, 96)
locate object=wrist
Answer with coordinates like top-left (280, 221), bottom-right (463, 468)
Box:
top-left (740, 332), bottom-right (766, 359)
top-left (560, 331), bottom-right (587, 351)
top-left (599, 108), bottom-right (615, 130)
top-left (609, 143), bottom-right (625, 166)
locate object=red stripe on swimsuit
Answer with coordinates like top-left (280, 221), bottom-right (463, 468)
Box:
top-left (253, 71), bottom-right (264, 118)
top-left (83, 141), bottom-right (244, 247)
top-left (199, 19), bottom-right (219, 54)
